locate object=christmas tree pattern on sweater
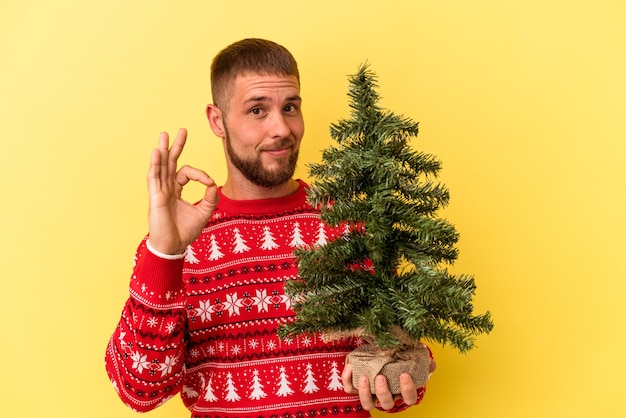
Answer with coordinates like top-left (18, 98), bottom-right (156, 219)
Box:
top-left (105, 182), bottom-right (371, 417)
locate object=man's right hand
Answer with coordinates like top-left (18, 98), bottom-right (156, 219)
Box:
top-left (147, 128), bottom-right (219, 255)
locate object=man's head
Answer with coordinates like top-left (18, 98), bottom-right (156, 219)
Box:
top-left (206, 39), bottom-right (304, 193)
top-left (210, 38), bottom-right (300, 114)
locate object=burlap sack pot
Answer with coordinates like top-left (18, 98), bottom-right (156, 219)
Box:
top-left (345, 343), bottom-right (431, 394)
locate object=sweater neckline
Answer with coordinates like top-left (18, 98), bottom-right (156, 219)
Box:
top-left (216, 179), bottom-right (309, 215)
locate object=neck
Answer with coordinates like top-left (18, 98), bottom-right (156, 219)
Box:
top-left (221, 177), bottom-right (300, 201)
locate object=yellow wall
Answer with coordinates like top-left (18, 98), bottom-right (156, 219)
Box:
top-left (1, 1), bottom-right (625, 417)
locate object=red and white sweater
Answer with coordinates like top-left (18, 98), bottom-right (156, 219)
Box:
top-left (105, 180), bottom-right (426, 417)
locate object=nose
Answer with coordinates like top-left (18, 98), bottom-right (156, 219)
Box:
top-left (269, 112), bottom-right (290, 139)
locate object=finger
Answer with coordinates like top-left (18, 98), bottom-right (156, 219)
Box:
top-left (148, 148), bottom-right (164, 196)
top-left (175, 166), bottom-right (219, 210)
top-left (175, 165), bottom-right (214, 189)
top-left (399, 373), bottom-right (418, 405)
top-left (157, 132), bottom-right (171, 184)
top-left (148, 147), bottom-right (160, 179)
top-left (358, 375), bottom-right (376, 411)
top-left (341, 364), bottom-right (357, 393)
top-left (373, 375), bottom-right (394, 410)
top-left (168, 128), bottom-right (187, 178)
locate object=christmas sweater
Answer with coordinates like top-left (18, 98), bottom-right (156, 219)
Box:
top-left (105, 180), bottom-right (426, 417)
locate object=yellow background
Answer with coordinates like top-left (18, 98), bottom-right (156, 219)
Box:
top-left (1, 1), bottom-right (625, 417)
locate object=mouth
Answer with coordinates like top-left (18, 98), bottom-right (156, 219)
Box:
top-left (262, 147), bottom-right (292, 158)
top-left (261, 140), bottom-right (294, 158)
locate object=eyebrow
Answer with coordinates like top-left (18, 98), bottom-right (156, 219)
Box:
top-left (244, 95), bottom-right (302, 105)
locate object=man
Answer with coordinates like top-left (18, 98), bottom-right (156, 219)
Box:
top-left (105, 38), bottom-right (434, 417)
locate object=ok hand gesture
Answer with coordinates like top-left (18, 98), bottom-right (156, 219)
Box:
top-left (147, 128), bottom-right (219, 255)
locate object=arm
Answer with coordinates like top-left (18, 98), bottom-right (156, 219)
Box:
top-left (104, 241), bottom-right (187, 411)
top-left (105, 129), bottom-right (218, 411)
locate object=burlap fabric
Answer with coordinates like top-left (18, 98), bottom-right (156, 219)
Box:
top-left (345, 343), bottom-right (431, 394)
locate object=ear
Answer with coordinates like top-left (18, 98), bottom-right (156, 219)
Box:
top-left (206, 104), bottom-right (225, 138)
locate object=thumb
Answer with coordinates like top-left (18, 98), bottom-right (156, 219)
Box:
top-left (198, 179), bottom-right (219, 213)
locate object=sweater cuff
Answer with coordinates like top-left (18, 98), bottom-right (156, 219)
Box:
top-left (146, 239), bottom-right (186, 260)
top-left (131, 243), bottom-right (185, 296)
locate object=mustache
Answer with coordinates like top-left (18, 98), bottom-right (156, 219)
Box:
top-left (260, 138), bottom-right (295, 151)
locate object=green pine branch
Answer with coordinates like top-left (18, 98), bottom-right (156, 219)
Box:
top-left (279, 63), bottom-right (493, 352)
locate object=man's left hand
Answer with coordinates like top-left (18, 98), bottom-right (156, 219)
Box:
top-left (341, 360), bottom-right (436, 411)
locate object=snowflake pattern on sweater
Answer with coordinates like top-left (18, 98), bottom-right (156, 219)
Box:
top-left (105, 180), bottom-right (374, 418)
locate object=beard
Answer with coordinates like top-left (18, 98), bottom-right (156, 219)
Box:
top-left (224, 128), bottom-right (299, 189)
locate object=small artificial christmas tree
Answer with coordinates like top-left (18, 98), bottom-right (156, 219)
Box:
top-left (278, 63), bottom-right (493, 393)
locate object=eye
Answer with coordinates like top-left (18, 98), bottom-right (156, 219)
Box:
top-left (248, 107), bottom-right (267, 118)
top-left (283, 104), bottom-right (298, 113)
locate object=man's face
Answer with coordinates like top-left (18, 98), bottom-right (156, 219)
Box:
top-left (221, 73), bottom-right (304, 189)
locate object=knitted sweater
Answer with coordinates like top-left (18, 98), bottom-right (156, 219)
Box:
top-left (105, 180), bottom-right (426, 417)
